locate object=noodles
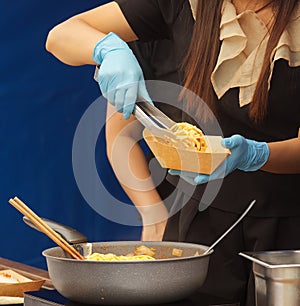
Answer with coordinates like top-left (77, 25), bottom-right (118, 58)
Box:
top-left (169, 122), bottom-right (207, 152)
top-left (85, 245), bottom-right (156, 261)
top-left (85, 253), bottom-right (155, 261)
top-left (84, 245), bottom-right (201, 261)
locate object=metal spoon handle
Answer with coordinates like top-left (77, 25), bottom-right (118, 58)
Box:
top-left (203, 199), bottom-right (256, 255)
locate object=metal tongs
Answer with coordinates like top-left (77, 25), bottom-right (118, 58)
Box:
top-left (94, 67), bottom-right (182, 144)
top-left (134, 101), bottom-right (183, 145)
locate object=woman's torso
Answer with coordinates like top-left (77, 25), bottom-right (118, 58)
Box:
top-left (115, 0), bottom-right (300, 216)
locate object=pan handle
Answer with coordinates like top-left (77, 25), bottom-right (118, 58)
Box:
top-left (23, 216), bottom-right (89, 244)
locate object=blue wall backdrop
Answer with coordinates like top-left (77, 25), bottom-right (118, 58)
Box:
top-left (0, 0), bottom-right (141, 269)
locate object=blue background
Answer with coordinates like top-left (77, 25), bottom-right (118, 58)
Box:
top-left (0, 0), bottom-right (141, 269)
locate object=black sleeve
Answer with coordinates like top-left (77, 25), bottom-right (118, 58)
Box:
top-left (114, 0), bottom-right (187, 41)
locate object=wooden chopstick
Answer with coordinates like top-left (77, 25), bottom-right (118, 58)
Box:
top-left (9, 197), bottom-right (84, 260)
top-left (8, 197), bottom-right (85, 260)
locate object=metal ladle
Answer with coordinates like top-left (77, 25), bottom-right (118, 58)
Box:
top-left (203, 199), bottom-right (256, 255)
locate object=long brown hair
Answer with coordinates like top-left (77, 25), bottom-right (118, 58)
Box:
top-left (182, 0), bottom-right (298, 122)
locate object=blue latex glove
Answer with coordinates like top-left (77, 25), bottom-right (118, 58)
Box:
top-left (168, 134), bottom-right (270, 185)
top-left (93, 32), bottom-right (151, 119)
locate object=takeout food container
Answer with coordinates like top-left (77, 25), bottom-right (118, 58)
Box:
top-left (0, 269), bottom-right (45, 297)
top-left (143, 128), bottom-right (230, 174)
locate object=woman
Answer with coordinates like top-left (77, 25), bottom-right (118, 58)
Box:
top-left (46, 0), bottom-right (300, 304)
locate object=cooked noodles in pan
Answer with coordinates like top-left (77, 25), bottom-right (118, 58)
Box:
top-left (85, 245), bottom-right (156, 261)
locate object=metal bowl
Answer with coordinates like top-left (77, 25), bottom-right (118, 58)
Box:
top-left (240, 250), bottom-right (300, 306)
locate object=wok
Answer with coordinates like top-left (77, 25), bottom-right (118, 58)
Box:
top-left (43, 241), bottom-right (210, 305)
top-left (24, 200), bottom-right (255, 305)
top-left (23, 216), bottom-right (211, 305)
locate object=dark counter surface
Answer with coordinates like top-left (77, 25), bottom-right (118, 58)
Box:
top-left (24, 289), bottom-right (235, 306)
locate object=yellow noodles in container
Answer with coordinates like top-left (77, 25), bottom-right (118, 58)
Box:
top-left (143, 123), bottom-right (230, 174)
top-left (169, 122), bottom-right (207, 152)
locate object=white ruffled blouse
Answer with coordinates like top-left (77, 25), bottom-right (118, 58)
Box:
top-left (188, 0), bottom-right (300, 107)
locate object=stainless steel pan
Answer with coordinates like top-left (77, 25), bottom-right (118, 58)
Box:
top-left (24, 200), bottom-right (255, 305)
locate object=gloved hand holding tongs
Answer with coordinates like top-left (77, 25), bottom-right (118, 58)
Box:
top-left (92, 32), bottom-right (178, 141)
top-left (92, 33), bottom-right (269, 185)
top-left (93, 32), bottom-right (152, 120)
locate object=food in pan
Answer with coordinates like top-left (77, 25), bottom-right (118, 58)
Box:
top-left (85, 253), bottom-right (155, 261)
top-left (169, 122), bottom-right (207, 151)
top-left (132, 245), bottom-right (155, 257)
top-left (84, 245), bottom-right (202, 261)
top-left (84, 245), bottom-right (201, 261)
top-left (172, 248), bottom-right (183, 257)
top-left (85, 245), bottom-right (156, 261)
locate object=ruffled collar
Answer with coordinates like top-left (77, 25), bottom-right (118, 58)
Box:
top-left (188, 0), bottom-right (300, 107)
